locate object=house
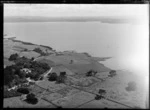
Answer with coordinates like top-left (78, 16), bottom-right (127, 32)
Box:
top-left (20, 94), bottom-right (27, 101)
top-left (8, 85), bottom-right (18, 91)
top-left (26, 78), bottom-right (36, 83)
top-left (20, 68), bottom-right (31, 74)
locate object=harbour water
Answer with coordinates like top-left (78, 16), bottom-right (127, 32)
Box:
top-left (4, 22), bottom-right (148, 77)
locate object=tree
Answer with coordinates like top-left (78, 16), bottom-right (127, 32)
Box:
top-left (9, 53), bottom-right (19, 61)
top-left (17, 88), bottom-right (29, 94)
top-left (25, 93), bottom-right (38, 104)
top-left (48, 72), bottom-right (58, 81)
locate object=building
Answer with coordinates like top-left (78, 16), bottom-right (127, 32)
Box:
top-left (20, 68), bottom-right (31, 74)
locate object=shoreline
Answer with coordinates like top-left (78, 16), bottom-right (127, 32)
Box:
top-left (4, 35), bottom-right (112, 62)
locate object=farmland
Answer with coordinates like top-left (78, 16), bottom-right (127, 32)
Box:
top-left (3, 38), bottom-right (147, 108)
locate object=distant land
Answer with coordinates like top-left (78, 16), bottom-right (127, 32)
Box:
top-left (4, 16), bottom-right (133, 24)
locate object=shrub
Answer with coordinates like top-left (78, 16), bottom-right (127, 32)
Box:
top-left (48, 72), bottom-right (58, 81)
top-left (25, 93), bottom-right (38, 104)
top-left (17, 88), bottom-right (29, 94)
top-left (126, 81), bottom-right (137, 92)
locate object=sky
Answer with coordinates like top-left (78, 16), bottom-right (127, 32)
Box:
top-left (4, 4), bottom-right (148, 19)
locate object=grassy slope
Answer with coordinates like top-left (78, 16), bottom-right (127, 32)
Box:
top-left (36, 52), bottom-right (111, 74)
top-left (4, 38), bottom-right (56, 66)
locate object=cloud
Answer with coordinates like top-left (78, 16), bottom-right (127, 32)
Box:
top-left (4, 4), bottom-right (148, 18)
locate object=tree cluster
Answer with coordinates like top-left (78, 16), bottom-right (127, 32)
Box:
top-left (33, 48), bottom-right (47, 56)
top-left (4, 65), bottom-right (27, 87)
top-left (5, 54), bottom-right (50, 88)
top-left (56, 72), bottom-right (67, 84)
top-left (8, 53), bottom-right (19, 61)
top-left (48, 72), bottom-right (58, 81)
top-left (108, 70), bottom-right (116, 77)
top-left (25, 93), bottom-right (38, 104)
top-left (48, 72), bottom-right (67, 84)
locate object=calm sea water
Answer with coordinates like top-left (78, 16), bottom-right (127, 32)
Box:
top-left (4, 22), bottom-right (148, 76)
